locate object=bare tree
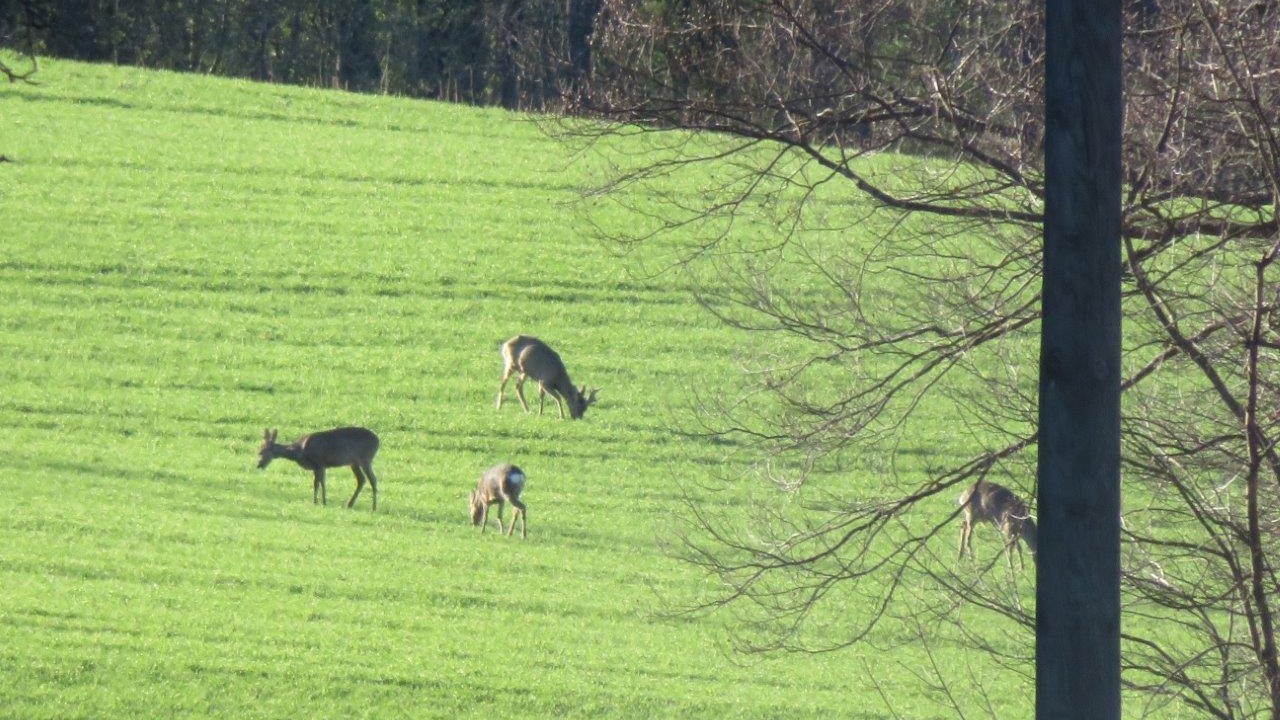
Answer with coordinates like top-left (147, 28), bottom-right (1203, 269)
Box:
top-left (567, 0), bottom-right (1280, 716)
top-left (1, 1), bottom-right (39, 84)
top-left (0, 52), bottom-right (36, 82)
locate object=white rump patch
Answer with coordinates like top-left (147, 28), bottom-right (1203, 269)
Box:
top-left (508, 471), bottom-right (526, 490)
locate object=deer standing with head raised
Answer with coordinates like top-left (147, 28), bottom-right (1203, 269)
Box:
top-left (496, 335), bottom-right (597, 420)
top-left (257, 427), bottom-right (381, 511)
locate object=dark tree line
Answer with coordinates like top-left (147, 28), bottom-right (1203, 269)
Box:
top-left (0, 0), bottom-right (602, 108)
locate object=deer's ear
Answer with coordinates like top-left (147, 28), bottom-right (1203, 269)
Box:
top-left (264, 428), bottom-right (272, 441)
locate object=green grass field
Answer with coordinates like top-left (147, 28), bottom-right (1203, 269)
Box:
top-left (0, 58), bottom-right (1057, 719)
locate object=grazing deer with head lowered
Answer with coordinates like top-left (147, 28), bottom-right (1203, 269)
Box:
top-left (496, 335), bottom-right (597, 420)
top-left (257, 427), bottom-right (380, 511)
top-left (958, 479), bottom-right (1038, 569)
top-left (470, 463), bottom-right (527, 538)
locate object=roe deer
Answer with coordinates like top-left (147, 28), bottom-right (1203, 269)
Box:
top-left (257, 427), bottom-right (380, 511)
top-left (470, 463), bottom-right (527, 538)
top-left (958, 480), bottom-right (1038, 569)
top-left (496, 335), bottom-right (597, 420)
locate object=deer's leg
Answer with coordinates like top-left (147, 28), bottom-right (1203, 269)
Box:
top-left (348, 465), bottom-right (367, 509)
top-left (497, 366), bottom-right (514, 409)
top-left (510, 499), bottom-right (527, 538)
top-left (313, 468), bottom-right (327, 505)
top-left (514, 375), bottom-right (532, 412)
top-left (999, 523), bottom-right (1022, 571)
top-left (493, 501), bottom-right (506, 532)
top-left (537, 386), bottom-right (564, 418)
top-left (959, 514), bottom-right (973, 558)
top-left (1011, 532), bottom-right (1026, 571)
top-left (1007, 540), bottom-right (1021, 572)
top-left (364, 464), bottom-right (379, 512)
top-left (482, 502), bottom-right (498, 533)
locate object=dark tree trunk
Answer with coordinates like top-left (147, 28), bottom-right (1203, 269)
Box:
top-left (566, 0), bottom-right (602, 91)
top-left (338, 0), bottom-right (380, 92)
top-left (249, 3), bottom-right (281, 83)
top-left (496, 0), bottom-right (521, 108)
top-left (45, 0), bottom-right (105, 60)
top-left (1036, 0), bottom-right (1123, 716)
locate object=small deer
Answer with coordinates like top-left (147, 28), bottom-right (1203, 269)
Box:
top-left (496, 335), bottom-right (597, 420)
top-left (958, 480), bottom-right (1038, 569)
top-left (257, 427), bottom-right (380, 511)
top-left (470, 463), bottom-right (527, 538)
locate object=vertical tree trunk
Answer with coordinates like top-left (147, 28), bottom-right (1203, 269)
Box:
top-left (566, 0), bottom-right (603, 93)
top-left (1245, 247), bottom-right (1280, 717)
top-left (494, 0), bottom-right (524, 108)
top-left (1036, 0), bottom-right (1123, 716)
top-left (46, 0), bottom-right (103, 60)
top-left (338, 0), bottom-right (381, 92)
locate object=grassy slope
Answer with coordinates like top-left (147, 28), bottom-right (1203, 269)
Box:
top-left (0, 58), bottom-right (1050, 719)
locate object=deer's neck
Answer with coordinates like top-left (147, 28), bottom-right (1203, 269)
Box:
top-left (275, 442), bottom-right (310, 467)
top-left (549, 374), bottom-right (578, 399)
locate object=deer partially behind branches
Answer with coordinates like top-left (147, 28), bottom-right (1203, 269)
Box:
top-left (496, 335), bottom-right (597, 420)
top-left (257, 427), bottom-right (380, 511)
top-left (958, 480), bottom-right (1038, 569)
top-left (470, 463), bottom-right (527, 538)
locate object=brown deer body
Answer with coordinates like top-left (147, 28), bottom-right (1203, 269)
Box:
top-left (958, 480), bottom-right (1038, 569)
top-left (496, 335), bottom-right (597, 420)
top-left (257, 427), bottom-right (380, 511)
top-left (470, 463), bottom-right (527, 538)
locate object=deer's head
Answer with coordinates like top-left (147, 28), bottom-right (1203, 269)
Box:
top-left (568, 386), bottom-right (599, 420)
top-left (257, 428), bottom-right (280, 469)
top-left (470, 488), bottom-right (490, 525)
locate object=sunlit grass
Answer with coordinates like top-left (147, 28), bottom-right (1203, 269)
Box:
top-left (0, 57), bottom-right (1157, 719)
